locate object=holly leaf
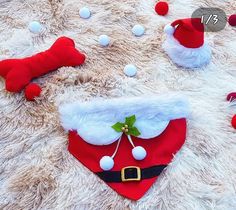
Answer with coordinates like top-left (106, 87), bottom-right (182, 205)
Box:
top-left (111, 115), bottom-right (141, 136)
top-left (112, 122), bottom-right (124, 132)
top-left (125, 115), bottom-right (136, 127)
top-left (127, 126), bottom-right (141, 137)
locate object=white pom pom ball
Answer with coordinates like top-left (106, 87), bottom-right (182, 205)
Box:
top-left (79, 7), bottom-right (91, 19)
top-left (124, 64), bottom-right (137, 77)
top-left (99, 35), bottom-right (110, 47)
top-left (132, 24), bottom-right (145, 37)
top-left (132, 146), bottom-right (147, 160)
top-left (164, 24), bottom-right (175, 35)
top-left (28, 21), bottom-right (43, 34)
top-left (99, 156), bottom-right (114, 171)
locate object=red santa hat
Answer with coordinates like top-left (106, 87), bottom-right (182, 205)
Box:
top-left (163, 18), bottom-right (212, 69)
top-left (59, 93), bottom-right (190, 200)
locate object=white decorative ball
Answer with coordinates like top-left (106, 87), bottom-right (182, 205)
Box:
top-left (164, 24), bottom-right (175, 35)
top-left (99, 35), bottom-right (110, 47)
top-left (99, 156), bottom-right (114, 171)
top-left (132, 24), bottom-right (145, 37)
top-left (28, 21), bottom-right (43, 34)
top-left (124, 64), bottom-right (137, 77)
top-left (79, 7), bottom-right (91, 19)
top-left (132, 146), bottom-right (147, 160)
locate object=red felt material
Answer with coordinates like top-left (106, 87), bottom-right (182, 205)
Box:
top-left (226, 92), bottom-right (236, 102)
top-left (0, 36), bottom-right (85, 93)
top-left (24, 83), bottom-right (42, 101)
top-left (232, 115), bottom-right (236, 129)
top-left (228, 14), bottom-right (236, 26)
top-left (171, 18), bottom-right (204, 48)
top-left (68, 118), bottom-right (187, 200)
top-left (155, 1), bottom-right (169, 16)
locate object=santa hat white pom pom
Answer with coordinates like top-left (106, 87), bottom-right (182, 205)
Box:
top-left (132, 146), bottom-right (147, 160)
top-left (100, 156), bottom-right (114, 171)
top-left (164, 24), bottom-right (175, 35)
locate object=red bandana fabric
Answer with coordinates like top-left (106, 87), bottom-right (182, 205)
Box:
top-left (59, 94), bottom-right (189, 200)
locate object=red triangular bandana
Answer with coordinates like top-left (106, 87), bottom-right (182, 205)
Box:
top-left (68, 118), bottom-right (186, 200)
top-left (59, 94), bottom-right (189, 200)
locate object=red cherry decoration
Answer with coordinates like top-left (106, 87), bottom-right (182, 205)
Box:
top-left (226, 92), bottom-right (236, 102)
top-left (155, 1), bottom-right (169, 16)
top-left (228, 14), bottom-right (236, 26)
top-left (231, 115), bottom-right (236, 129)
top-left (24, 83), bottom-right (42, 101)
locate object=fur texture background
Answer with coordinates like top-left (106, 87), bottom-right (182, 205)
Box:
top-left (0, 0), bottom-right (236, 209)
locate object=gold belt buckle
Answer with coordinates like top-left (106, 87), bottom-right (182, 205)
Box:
top-left (121, 166), bottom-right (141, 182)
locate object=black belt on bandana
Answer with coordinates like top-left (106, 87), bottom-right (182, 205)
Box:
top-left (96, 165), bottom-right (167, 183)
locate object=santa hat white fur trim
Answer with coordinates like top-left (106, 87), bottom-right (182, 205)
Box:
top-left (163, 34), bottom-right (212, 69)
top-left (59, 94), bottom-right (189, 146)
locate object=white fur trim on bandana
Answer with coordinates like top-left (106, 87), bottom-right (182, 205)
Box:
top-left (162, 35), bottom-right (212, 69)
top-left (59, 94), bottom-right (190, 146)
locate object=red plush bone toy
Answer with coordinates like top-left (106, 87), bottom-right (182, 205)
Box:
top-left (0, 36), bottom-right (86, 100)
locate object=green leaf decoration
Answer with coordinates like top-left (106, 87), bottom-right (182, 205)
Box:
top-left (112, 122), bottom-right (124, 132)
top-left (127, 127), bottom-right (141, 137)
top-left (125, 115), bottom-right (136, 127)
top-left (111, 115), bottom-right (141, 137)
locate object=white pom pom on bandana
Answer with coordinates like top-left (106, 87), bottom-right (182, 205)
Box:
top-left (28, 21), bottom-right (43, 34)
top-left (100, 156), bottom-right (114, 171)
top-left (132, 146), bottom-right (147, 160)
top-left (99, 35), bottom-right (110, 47)
top-left (164, 24), bottom-right (175, 35)
top-left (79, 7), bottom-right (91, 19)
top-left (124, 64), bottom-right (137, 77)
top-left (132, 24), bottom-right (145, 37)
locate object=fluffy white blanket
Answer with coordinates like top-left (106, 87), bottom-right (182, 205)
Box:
top-left (0, 0), bottom-right (236, 209)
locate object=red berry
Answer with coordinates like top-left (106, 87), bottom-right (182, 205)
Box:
top-left (226, 92), bottom-right (236, 102)
top-left (155, 1), bottom-right (169, 16)
top-left (231, 115), bottom-right (236, 129)
top-left (228, 14), bottom-right (236, 26)
top-left (24, 83), bottom-right (42, 101)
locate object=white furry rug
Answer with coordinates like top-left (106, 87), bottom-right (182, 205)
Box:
top-left (1, 0), bottom-right (236, 209)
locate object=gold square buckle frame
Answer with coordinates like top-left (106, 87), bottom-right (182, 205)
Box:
top-left (121, 166), bottom-right (141, 182)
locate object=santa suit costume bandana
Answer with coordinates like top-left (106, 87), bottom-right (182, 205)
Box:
top-left (163, 18), bottom-right (212, 69)
top-left (59, 94), bottom-right (190, 200)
